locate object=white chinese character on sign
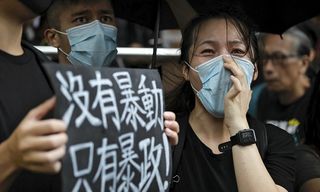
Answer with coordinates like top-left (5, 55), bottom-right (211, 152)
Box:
top-left (56, 71), bottom-right (101, 128)
top-left (139, 137), bottom-right (167, 192)
top-left (69, 142), bottom-right (94, 192)
top-left (89, 71), bottom-right (120, 130)
top-left (113, 72), bottom-right (146, 131)
top-left (138, 75), bottom-right (163, 131)
top-left (93, 138), bottom-right (118, 192)
top-left (117, 133), bottom-right (140, 192)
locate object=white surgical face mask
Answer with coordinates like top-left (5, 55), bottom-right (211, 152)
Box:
top-left (54, 20), bottom-right (118, 67)
top-left (185, 55), bottom-right (254, 118)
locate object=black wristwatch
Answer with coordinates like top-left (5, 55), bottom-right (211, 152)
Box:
top-left (218, 129), bottom-right (257, 152)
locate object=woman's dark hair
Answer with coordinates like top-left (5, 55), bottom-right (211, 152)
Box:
top-left (304, 71), bottom-right (320, 150)
top-left (165, 5), bottom-right (258, 113)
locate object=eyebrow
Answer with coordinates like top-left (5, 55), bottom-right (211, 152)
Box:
top-left (100, 9), bottom-right (114, 14)
top-left (197, 39), bottom-right (245, 47)
top-left (197, 40), bottom-right (218, 47)
top-left (227, 40), bottom-right (246, 47)
top-left (70, 9), bottom-right (114, 17)
top-left (71, 10), bottom-right (90, 17)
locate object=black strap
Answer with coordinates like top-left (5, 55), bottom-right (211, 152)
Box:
top-left (150, 0), bottom-right (161, 69)
top-left (218, 141), bottom-right (232, 152)
top-left (170, 113), bottom-right (187, 190)
top-left (172, 116), bottom-right (186, 175)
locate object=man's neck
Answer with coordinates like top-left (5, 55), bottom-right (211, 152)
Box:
top-left (278, 76), bottom-right (310, 105)
top-left (0, 15), bottom-right (24, 55)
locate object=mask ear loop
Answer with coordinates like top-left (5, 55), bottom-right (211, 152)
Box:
top-left (52, 28), bottom-right (67, 36)
top-left (183, 61), bottom-right (200, 94)
top-left (58, 47), bottom-right (77, 65)
top-left (184, 61), bottom-right (198, 72)
top-left (51, 28), bottom-right (68, 55)
top-left (51, 28), bottom-right (76, 65)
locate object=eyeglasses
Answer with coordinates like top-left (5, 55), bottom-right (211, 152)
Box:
top-left (260, 52), bottom-right (300, 67)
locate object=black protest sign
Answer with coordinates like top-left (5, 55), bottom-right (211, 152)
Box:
top-left (43, 63), bottom-right (171, 192)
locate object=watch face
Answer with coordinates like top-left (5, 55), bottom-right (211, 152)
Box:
top-left (239, 129), bottom-right (256, 144)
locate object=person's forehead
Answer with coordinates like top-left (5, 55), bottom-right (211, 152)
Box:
top-left (263, 35), bottom-right (297, 53)
top-left (57, 0), bottom-right (114, 29)
top-left (61, 0), bottom-right (113, 16)
top-left (195, 18), bottom-right (243, 46)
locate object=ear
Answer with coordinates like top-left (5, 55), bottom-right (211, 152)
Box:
top-left (182, 63), bottom-right (190, 81)
top-left (309, 49), bottom-right (316, 62)
top-left (44, 28), bottom-right (61, 48)
top-left (300, 55), bottom-right (310, 74)
top-left (252, 63), bottom-right (259, 81)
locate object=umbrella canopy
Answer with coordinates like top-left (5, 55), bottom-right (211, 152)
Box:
top-left (112, 0), bottom-right (320, 34)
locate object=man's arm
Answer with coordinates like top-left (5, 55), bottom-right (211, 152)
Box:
top-left (0, 140), bottom-right (19, 192)
top-left (0, 97), bottom-right (67, 192)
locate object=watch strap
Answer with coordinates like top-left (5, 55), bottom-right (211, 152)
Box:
top-left (218, 129), bottom-right (256, 152)
top-left (218, 141), bottom-right (232, 152)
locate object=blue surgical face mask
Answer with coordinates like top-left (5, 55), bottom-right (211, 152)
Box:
top-left (185, 55), bottom-right (254, 118)
top-left (54, 20), bottom-right (118, 67)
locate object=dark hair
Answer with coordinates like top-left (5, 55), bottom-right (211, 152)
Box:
top-left (166, 6), bottom-right (258, 112)
top-left (45, 0), bottom-right (112, 29)
top-left (304, 71), bottom-right (320, 150)
top-left (297, 22), bottom-right (318, 50)
top-left (259, 27), bottom-right (312, 57)
top-left (287, 26), bottom-right (312, 57)
top-left (180, 12), bottom-right (258, 64)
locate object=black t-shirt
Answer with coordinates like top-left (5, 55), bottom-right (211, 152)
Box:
top-left (0, 44), bottom-right (61, 191)
top-left (295, 144), bottom-right (320, 191)
top-left (0, 46), bottom-right (53, 141)
top-left (172, 113), bottom-right (295, 192)
top-left (256, 87), bottom-right (312, 144)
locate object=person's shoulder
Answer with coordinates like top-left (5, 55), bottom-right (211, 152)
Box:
top-left (258, 85), bottom-right (279, 103)
top-left (248, 114), bottom-right (290, 137)
top-left (255, 85), bottom-right (278, 116)
top-left (265, 123), bottom-right (293, 141)
top-left (296, 144), bottom-right (320, 160)
top-left (264, 123), bottom-right (296, 154)
top-left (248, 115), bottom-right (294, 151)
top-left (250, 117), bottom-right (295, 192)
top-left (252, 83), bottom-right (267, 95)
top-left (295, 144), bottom-right (320, 190)
top-left (21, 41), bottom-right (50, 62)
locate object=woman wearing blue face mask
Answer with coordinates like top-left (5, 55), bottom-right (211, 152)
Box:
top-left (168, 6), bottom-right (295, 192)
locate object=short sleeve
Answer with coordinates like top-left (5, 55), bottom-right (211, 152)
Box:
top-left (295, 144), bottom-right (320, 190)
top-left (264, 124), bottom-right (295, 192)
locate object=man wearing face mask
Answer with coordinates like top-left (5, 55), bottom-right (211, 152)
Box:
top-left (0, 0), bottom-right (68, 191)
top-left (43, 0), bottom-right (179, 132)
top-left (44, 0), bottom-right (118, 67)
top-left (43, 0), bottom-right (179, 141)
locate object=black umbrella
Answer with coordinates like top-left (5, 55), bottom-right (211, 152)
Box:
top-left (112, 0), bottom-right (320, 67)
top-left (112, 0), bottom-right (179, 68)
top-left (113, 0), bottom-right (320, 34)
